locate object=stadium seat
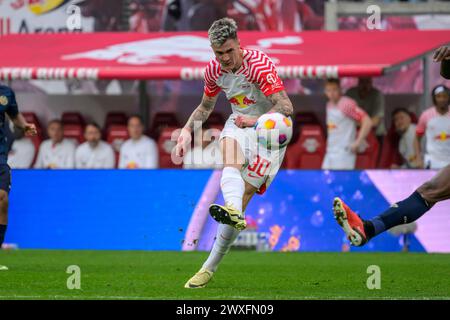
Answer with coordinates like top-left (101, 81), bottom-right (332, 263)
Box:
top-left (104, 112), bottom-right (127, 129)
top-left (205, 112), bottom-right (225, 127)
top-left (62, 112), bottom-right (85, 126)
top-left (292, 111), bottom-right (322, 144)
top-left (63, 124), bottom-right (84, 144)
top-left (157, 127), bottom-right (182, 168)
top-left (355, 130), bottom-right (380, 169)
top-left (149, 112), bottom-right (180, 140)
top-left (285, 124), bottom-right (325, 169)
top-left (107, 125), bottom-right (129, 166)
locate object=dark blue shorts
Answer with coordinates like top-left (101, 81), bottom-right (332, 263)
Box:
top-left (0, 164), bottom-right (11, 194)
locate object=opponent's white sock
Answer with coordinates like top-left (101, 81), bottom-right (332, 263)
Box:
top-left (220, 166), bottom-right (245, 213)
top-left (202, 224), bottom-right (240, 272)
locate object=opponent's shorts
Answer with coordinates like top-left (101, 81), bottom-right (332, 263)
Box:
top-left (0, 164), bottom-right (11, 194)
top-left (219, 116), bottom-right (286, 195)
top-left (322, 151), bottom-right (356, 170)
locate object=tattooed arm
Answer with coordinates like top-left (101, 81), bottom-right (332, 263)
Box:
top-left (175, 93), bottom-right (218, 157)
top-left (267, 90), bottom-right (294, 117)
top-left (234, 90), bottom-right (294, 128)
top-left (183, 93), bottom-right (218, 132)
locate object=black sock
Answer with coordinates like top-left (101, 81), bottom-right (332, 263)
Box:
top-left (363, 220), bottom-right (375, 240)
top-left (0, 224), bottom-right (7, 248)
top-left (368, 191), bottom-right (430, 238)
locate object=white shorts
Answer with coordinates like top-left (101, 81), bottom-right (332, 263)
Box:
top-left (219, 116), bottom-right (286, 195)
top-left (322, 151), bottom-right (356, 170)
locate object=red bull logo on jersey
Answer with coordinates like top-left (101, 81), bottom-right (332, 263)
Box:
top-left (10, 0), bottom-right (70, 15)
top-left (327, 122), bottom-right (337, 130)
top-left (228, 94), bottom-right (256, 109)
top-left (434, 131), bottom-right (450, 141)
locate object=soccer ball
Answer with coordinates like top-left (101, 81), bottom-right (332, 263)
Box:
top-left (254, 112), bottom-right (293, 149)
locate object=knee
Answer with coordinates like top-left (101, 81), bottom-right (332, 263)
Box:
top-left (0, 191), bottom-right (7, 203)
top-left (0, 191), bottom-right (8, 208)
top-left (417, 180), bottom-right (436, 195)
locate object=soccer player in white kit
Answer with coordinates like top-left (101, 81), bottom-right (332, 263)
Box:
top-left (175, 18), bottom-right (294, 288)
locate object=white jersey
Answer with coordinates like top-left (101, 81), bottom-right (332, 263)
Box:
top-left (416, 106), bottom-right (450, 169)
top-left (119, 135), bottom-right (158, 169)
top-left (8, 138), bottom-right (35, 169)
top-left (204, 49), bottom-right (286, 194)
top-left (204, 49), bottom-right (284, 117)
top-left (399, 124), bottom-right (417, 168)
top-left (75, 141), bottom-right (115, 169)
top-left (34, 139), bottom-right (76, 169)
top-left (325, 96), bottom-right (368, 154)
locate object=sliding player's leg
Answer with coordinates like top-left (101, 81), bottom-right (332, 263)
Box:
top-left (333, 164), bottom-right (450, 246)
top-left (0, 165), bottom-right (11, 271)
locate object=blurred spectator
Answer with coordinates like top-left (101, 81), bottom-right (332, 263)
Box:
top-left (75, 123), bottom-right (115, 169)
top-left (346, 77), bottom-right (386, 142)
top-left (7, 126), bottom-right (35, 169)
top-left (129, 0), bottom-right (165, 32)
top-left (119, 115), bottom-right (158, 169)
top-left (34, 120), bottom-right (76, 169)
top-left (322, 79), bottom-right (372, 170)
top-left (416, 85), bottom-right (450, 169)
top-left (183, 127), bottom-right (222, 169)
top-left (391, 108), bottom-right (420, 169)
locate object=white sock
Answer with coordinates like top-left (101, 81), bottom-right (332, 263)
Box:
top-left (202, 224), bottom-right (240, 272)
top-left (220, 166), bottom-right (244, 213)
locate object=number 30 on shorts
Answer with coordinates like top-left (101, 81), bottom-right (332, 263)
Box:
top-left (247, 155), bottom-right (271, 177)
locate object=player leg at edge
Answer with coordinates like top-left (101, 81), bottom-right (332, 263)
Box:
top-left (333, 164), bottom-right (450, 246)
top-left (0, 188), bottom-right (9, 271)
top-left (184, 137), bottom-right (258, 288)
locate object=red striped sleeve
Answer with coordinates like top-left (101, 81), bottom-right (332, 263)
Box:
top-left (247, 50), bottom-right (284, 96)
top-left (203, 60), bottom-right (221, 97)
top-left (339, 96), bottom-right (367, 122)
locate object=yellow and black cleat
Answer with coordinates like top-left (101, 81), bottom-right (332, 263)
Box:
top-left (209, 204), bottom-right (247, 231)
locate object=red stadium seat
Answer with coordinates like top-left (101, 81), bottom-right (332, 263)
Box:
top-left (29, 135), bottom-right (42, 167)
top-left (63, 124), bottom-right (84, 144)
top-left (206, 112), bottom-right (225, 127)
top-left (62, 112), bottom-right (85, 126)
top-left (149, 112), bottom-right (180, 140)
top-left (157, 127), bottom-right (182, 168)
top-left (107, 125), bottom-right (129, 167)
top-left (285, 124), bottom-right (325, 169)
top-left (292, 111), bottom-right (322, 144)
top-left (104, 112), bottom-right (127, 130)
top-left (355, 130), bottom-right (380, 169)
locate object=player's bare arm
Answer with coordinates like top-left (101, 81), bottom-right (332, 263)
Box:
top-left (267, 90), bottom-right (294, 118)
top-left (8, 113), bottom-right (37, 137)
top-left (234, 91), bottom-right (293, 129)
top-left (350, 115), bottom-right (372, 153)
top-left (175, 93), bottom-right (218, 157)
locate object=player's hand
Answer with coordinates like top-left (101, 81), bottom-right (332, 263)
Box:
top-left (433, 46), bottom-right (450, 62)
top-left (24, 123), bottom-right (37, 137)
top-left (175, 128), bottom-right (192, 158)
top-left (349, 140), bottom-right (361, 154)
top-left (234, 115), bottom-right (258, 128)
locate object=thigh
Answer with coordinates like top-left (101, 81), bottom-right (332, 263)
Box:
top-left (417, 164), bottom-right (450, 203)
top-left (0, 165), bottom-right (11, 194)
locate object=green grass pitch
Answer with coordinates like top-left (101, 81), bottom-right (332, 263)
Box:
top-left (0, 250), bottom-right (449, 300)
